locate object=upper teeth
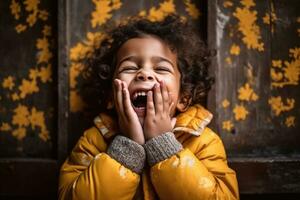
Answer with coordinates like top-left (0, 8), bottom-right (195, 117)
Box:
top-left (133, 91), bottom-right (147, 99)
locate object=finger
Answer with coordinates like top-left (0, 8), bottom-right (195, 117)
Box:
top-left (171, 117), bottom-right (177, 129)
top-left (146, 90), bottom-right (155, 117)
top-left (114, 79), bottom-right (125, 118)
top-left (160, 80), bottom-right (169, 112)
top-left (153, 83), bottom-right (163, 114)
top-left (122, 81), bottom-right (135, 119)
top-left (168, 101), bottom-right (174, 115)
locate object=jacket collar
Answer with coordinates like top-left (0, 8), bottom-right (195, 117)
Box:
top-left (93, 104), bottom-right (213, 140)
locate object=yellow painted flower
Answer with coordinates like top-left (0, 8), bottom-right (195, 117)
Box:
top-left (36, 37), bottom-right (49, 50)
top-left (146, 0), bottom-right (176, 22)
top-left (289, 48), bottom-right (300, 59)
top-left (38, 10), bottom-right (49, 21)
top-left (241, 0), bottom-right (255, 8)
top-left (222, 99), bottom-right (230, 108)
top-left (70, 90), bottom-right (86, 112)
top-left (12, 127), bottom-right (26, 141)
top-left (39, 64), bottom-right (52, 83)
top-left (272, 60), bottom-right (282, 68)
top-left (263, 13), bottom-right (270, 25)
top-left (138, 10), bottom-right (146, 17)
top-left (19, 79), bottom-right (39, 98)
top-left (37, 49), bottom-right (53, 64)
top-left (222, 120), bottom-right (234, 131)
top-left (0, 123), bottom-right (12, 131)
top-left (70, 43), bottom-right (91, 62)
top-left (111, 0), bottom-right (122, 10)
top-left (91, 0), bottom-right (113, 28)
top-left (12, 104), bottom-right (30, 127)
top-left (268, 96), bottom-right (295, 116)
top-left (70, 63), bottom-right (84, 89)
top-left (238, 83), bottom-right (259, 101)
top-left (184, 0), bottom-right (200, 19)
top-left (26, 12), bottom-right (38, 27)
top-left (223, 1), bottom-right (233, 8)
top-left (85, 31), bottom-right (106, 47)
top-left (39, 129), bottom-right (50, 142)
top-left (29, 107), bottom-right (46, 130)
top-left (283, 59), bottom-right (300, 84)
top-left (42, 25), bottom-right (52, 36)
top-left (225, 57), bottom-right (232, 65)
top-left (271, 48), bottom-right (300, 88)
top-left (2, 76), bottom-right (15, 90)
top-left (161, 0), bottom-right (175, 14)
top-left (271, 69), bottom-right (283, 81)
top-left (230, 44), bottom-right (240, 55)
top-left (11, 93), bottom-right (20, 101)
top-left (233, 104), bottom-right (249, 120)
top-left (24, 0), bottom-right (40, 12)
top-left (285, 116), bottom-right (295, 128)
top-left (10, 0), bottom-right (21, 20)
top-left (29, 68), bottom-right (39, 80)
top-left (148, 7), bottom-right (165, 22)
top-left (15, 24), bottom-right (27, 33)
top-left (233, 6), bottom-right (264, 51)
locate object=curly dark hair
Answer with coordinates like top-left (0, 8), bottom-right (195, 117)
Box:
top-left (83, 15), bottom-right (214, 117)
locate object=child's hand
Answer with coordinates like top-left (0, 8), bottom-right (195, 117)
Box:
top-left (144, 80), bottom-right (176, 140)
top-left (114, 79), bottom-right (145, 145)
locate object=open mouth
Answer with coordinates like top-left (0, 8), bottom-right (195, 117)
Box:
top-left (131, 91), bottom-right (148, 109)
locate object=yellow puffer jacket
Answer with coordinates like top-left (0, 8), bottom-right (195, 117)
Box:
top-left (59, 104), bottom-right (239, 200)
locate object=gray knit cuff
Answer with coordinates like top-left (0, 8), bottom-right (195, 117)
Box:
top-left (144, 132), bottom-right (183, 166)
top-left (107, 135), bottom-right (146, 174)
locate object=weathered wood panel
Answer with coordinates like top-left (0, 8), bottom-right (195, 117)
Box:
top-left (0, 0), bottom-right (57, 158)
top-left (208, 0), bottom-right (300, 193)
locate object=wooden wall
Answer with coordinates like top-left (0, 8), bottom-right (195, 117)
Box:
top-left (0, 0), bottom-right (299, 198)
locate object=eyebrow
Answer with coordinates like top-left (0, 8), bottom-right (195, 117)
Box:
top-left (118, 55), bottom-right (175, 68)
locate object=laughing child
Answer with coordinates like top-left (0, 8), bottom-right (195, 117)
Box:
top-left (59, 15), bottom-right (239, 200)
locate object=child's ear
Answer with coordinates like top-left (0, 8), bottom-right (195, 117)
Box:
top-left (176, 93), bottom-right (192, 112)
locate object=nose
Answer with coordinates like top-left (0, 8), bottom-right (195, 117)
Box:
top-left (136, 69), bottom-right (154, 81)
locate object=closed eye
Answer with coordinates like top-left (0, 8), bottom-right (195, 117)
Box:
top-left (119, 66), bottom-right (138, 73)
top-left (155, 66), bottom-right (171, 72)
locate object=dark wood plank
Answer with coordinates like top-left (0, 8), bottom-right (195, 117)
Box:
top-left (229, 158), bottom-right (300, 193)
top-left (0, 159), bottom-right (58, 197)
top-left (58, 0), bottom-right (69, 164)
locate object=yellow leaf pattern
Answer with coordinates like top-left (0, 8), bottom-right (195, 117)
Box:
top-left (222, 120), bottom-right (234, 131)
top-left (238, 83), bottom-right (259, 102)
top-left (184, 0), bottom-right (200, 19)
top-left (268, 96), bottom-right (295, 116)
top-left (2, 76), bottom-right (15, 90)
top-left (271, 47), bottom-right (300, 88)
top-left (91, 0), bottom-right (122, 28)
top-left (285, 116), bottom-right (295, 128)
top-left (233, 0), bottom-right (264, 51)
top-left (233, 105), bottom-right (249, 121)
top-left (222, 99), bottom-right (230, 108)
top-left (10, 0), bottom-right (21, 20)
top-left (0, 123), bottom-right (12, 132)
top-left (230, 44), bottom-right (240, 56)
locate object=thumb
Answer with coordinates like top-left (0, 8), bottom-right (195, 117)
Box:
top-left (171, 117), bottom-right (177, 129)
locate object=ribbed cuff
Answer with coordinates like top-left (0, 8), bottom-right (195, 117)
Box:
top-left (144, 132), bottom-right (183, 166)
top-left (107, 135), bottom-right (146, 174)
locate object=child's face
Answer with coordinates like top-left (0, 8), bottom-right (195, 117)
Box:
top-left (113, 36), bottom-right (181, 124)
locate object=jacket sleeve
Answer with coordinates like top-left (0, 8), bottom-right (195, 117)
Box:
top-left (144, 130), bottom-right (239, 200)
top-left (59, 127), bottom-right (144, 200)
